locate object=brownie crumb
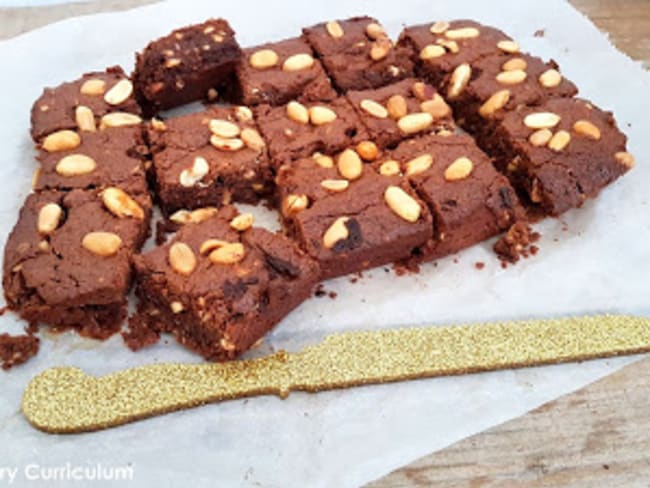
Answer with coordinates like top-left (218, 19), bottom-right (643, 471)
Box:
top-left (475, 262), bottom-right (485, 270)
top-left (494, 222), bottom-right (541, 265)
top-left (534, 29), bottom-right (546, 37)
top-left (314, 284), bottom-right (327, 298)
top-left (0, 333), bottom-right (40, 370)
top-left (122, 315), bottom-right (161, 351)
top-left (328, 292), bottom-right (338, 300)
top-left (349, 277), bottom-right (359, 284)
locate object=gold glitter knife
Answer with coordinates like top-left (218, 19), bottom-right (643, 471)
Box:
top-left (22, 314), bottom-right (650, 433)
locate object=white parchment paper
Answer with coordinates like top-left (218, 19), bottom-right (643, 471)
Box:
top-left (1, 1), bottom-right (649, 486)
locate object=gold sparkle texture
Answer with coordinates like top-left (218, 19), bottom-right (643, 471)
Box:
top-left (22, 315), bottom-right (650, 434)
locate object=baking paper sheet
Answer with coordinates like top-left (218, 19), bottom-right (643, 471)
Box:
top-left (1, 0), bottom-right (649, 486)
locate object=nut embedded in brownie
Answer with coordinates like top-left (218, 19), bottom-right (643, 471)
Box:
top-left (377, 133), bottom-right (521, 260)
top-left (397, 19), bottom-right (514, 89)
top-left (302, 16), bottom-right (414, 91)
top-left (126, 206), bottom-right (319, 360)
top-left (236, 37), bottom-right (337, 106)
top-left (3, 188), bottom-right (151, 339)
top-left (30, 66), bottom-right (141, 142)
top-left (145, 105), bottom-right (272, 215)
top-left (133, 18), bottom-right (241, 115)
top-left (276, 149), bottom-right (433, 279)
top-left (486, 97), bottom-right (634, 215)
top-left (346, 78), bottom-right (455, 149)
top-left (255, 97), bottom-right (367, 167)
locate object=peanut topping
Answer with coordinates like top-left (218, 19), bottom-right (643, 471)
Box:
top-left (169, 242), bottom-right (197, 275)
top-left (209, 119), bottom-right (240, 138)
top-left (420, 94), bottom-right (451, 119)
top-left (170, 302), bottom-right (184, 314)
top-left (82, 232), bottom-right (122, 257)
top-left (80, 78), bottom-right (106, 96)
top-left (321, 179), bottom-right (350, 192)
top-left (101, 187), bottom-right (145, 220)
top-left (496, 69), bottom-right (527, 85)
top-left (209, 135), bottom-right (244, 151)
top-left (573, 120), bottom-right (601, 140)
top-left (529, 128), bottom-right (553, 147)
top-left (199, 239), bottom-right (230, 255)
top-left (436, 39), bottom-right (459, 53)
top-left (337, 149), bottom-right (363, 180)
top-left (55, 154), bottom-right (96, 176)
top-left (539, 69), bottom-right (562, 88)
top-left (282, 194), bottom-right (308, 216)
top-left (360, 99), bottom-right (388, 118)
top-left (366, 22), bottom-right (386, 39)
top-left (286, 101), bottom-right (309, 124)
top-left (370, 38), bottom-right (392, 61)
top-left (429, 21), bottom-right (450, 34)
top-left (445, 27), bottom-right (480, 39)
top-left (75, 106), bottom-right (96, 132)
top-left (323, 217), bottom-right (350, 249)
top-left (283, 53), bottom-right (315, 72)
top-left (497, 40), bottom-right (520, 54)
top-left (37, 203), bottom-right (63, 234)
top-left (249, 49), bottom-right (279, 69)
top-left (99, 112), bottom-right (142, 129)
top-left (419, 44), bottom-right (446, 60)
top-left (479, 89), bottom-right (510, 118)
top-left (165, 58), bottom-right (181, 68)
top-left (179, 156), bottom-right (209, 187)
top-left (169, 207), bottom-right (218, 225)
top-left (502, 58), bottom-right (527, 72)
top-left (326, 20), bottom-right (344, 38)
top-left (208, 243), bottom-right (246, 265)
top-left (42, 130), bottom-right (81, 152)
top-left (379, 160), bottom-right (401, 176)
top-left (230, 213), bottom-right (254, 231)
top-left (386, 95), bottom-right (408, 119)
top-left (397, 112), bottom-right (433, 134)
top-left (405, 154), bottom-right (433, 176)
top-left (240, 128), bottom-right (266, 151)
top-left (313, 152), bottom-right (334, 168)
top-left (309, 106), bottom-right (337, 125)
top-left (447, 63), bottom-right (471, 99)
top-left (444, 157), bottom-right (474, 181)
top-left (104, 79), bottom-right (133, 105)
top-left (356, 141), bottom-right (379, 161)
top-left (235, 106), bottom-right (253, 122)
top-left (384, 186), bottom-right (421, 223)
top-left (615, 151), bottom-right (635, 169)
top-left (523, 112), bottom-right (561, 129)
top-left (547, 130), bottom-right (571, 151)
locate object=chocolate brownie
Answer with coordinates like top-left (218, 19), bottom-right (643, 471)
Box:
top-left (133, 18), bottom-right (241, 115)
top-left (146, 105), bottom-right (272, 215)
top-left (485, 97), bottom-right (633, 215)
top-left (0, 333), bottom-right (40, 370)
top-left (255, 97), bottom-right (366, 166)
top-left (377, 133), bottom-right (520, 259)
top-left (236, 37), bottom-right (337, 106)
top-left (3, 188), bottom-right (151, 339)
top-left (127, 206), bottom-right (319, 360)
top-left (302, 16), bottom-right (414, 91)
top-left (397, 20), bottom-right (514, 89)
top-left (34, 126), bottom-right (149, 195)
top-left (450, 53), bottom-right (578, 144)
top-left (346, 78), bottom-right (455, 149)
top-left (275, 150), bottom-right (433, 279)
top-left (30, 66), bottom-right (141, 142)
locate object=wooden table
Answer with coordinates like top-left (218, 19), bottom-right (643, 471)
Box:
top-left (1, 1), bottom-right (648, 486)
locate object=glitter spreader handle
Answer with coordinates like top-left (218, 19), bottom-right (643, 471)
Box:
top-left (22, 315), bottom-right (650, 433)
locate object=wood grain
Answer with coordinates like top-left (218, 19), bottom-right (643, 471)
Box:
top-left (0, 0), bottom-right (647, 486)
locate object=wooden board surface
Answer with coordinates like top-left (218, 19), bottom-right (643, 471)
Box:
top-left (0, 1), bottom-right (648, 486)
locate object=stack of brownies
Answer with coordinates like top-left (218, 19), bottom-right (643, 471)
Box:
top-left (2, 16), bottom-right (634, 363)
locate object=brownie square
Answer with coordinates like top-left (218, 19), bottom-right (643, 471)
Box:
top-left (346, 78), bottom-right (455, 149)
top-left (255, 97), bottom-right (366, 166)
top-left (147, 105), bottom-right (272, 215)
top-left (30, 66), bottom-right (141, 142)
top-left (276, 151), bottom-right (433, 279)
top-left (128, 206), bottom-right (319, 360)
top-left (236, 37), bottom-right (337, 106)
top-left (302, 16), bottom-right (414, 91)
top-left (3, 188), bottom-right (151, 339)
top-left (397, 20), bottom-right (514, 89)
top-left (379, 133), bottom-right (520, 259)
top-left (133, 18), bottom-right (241, 115)
top-left (451, 53), bottom-right (578, 144)
top-left (487, 98), bottom-right (633, 215)
top-left (34, 126), bottom-right (149, 195)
